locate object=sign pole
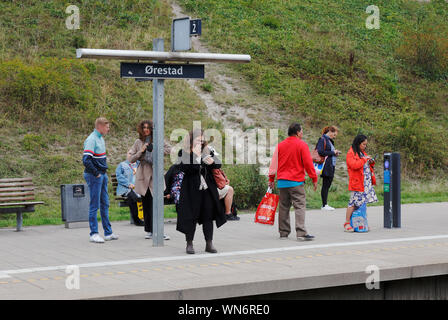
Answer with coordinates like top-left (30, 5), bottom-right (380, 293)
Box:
top-left (152, 38), bottom-right (165, 246)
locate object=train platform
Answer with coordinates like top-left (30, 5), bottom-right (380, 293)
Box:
top-left (0, 202), bottom-right (447, 300)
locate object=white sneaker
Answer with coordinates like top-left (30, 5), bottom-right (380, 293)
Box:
top-left (321, 205), bottom-right (335, 211)
top-left (90, 233), bottom-right (105, 243)
top-left (145, 232), bottom-right (170, 240)
top-left (104, 233), bottom-right (119, 241)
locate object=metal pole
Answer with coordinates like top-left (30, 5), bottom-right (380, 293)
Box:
top-left (76, 48), bottom-right (251, 63)
top-left (152, 38), bottom-right (165, 246)
top-left (392, 153), bottom-right (401, 228)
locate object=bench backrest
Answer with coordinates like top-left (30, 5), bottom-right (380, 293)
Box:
top-left (110, 174), bottom-right (125, 201)
top-left (0, 178), bottom-right (36, 204)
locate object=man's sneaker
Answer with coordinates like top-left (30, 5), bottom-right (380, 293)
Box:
top-left (321, 205), bottom-right (335, 211)
top-left (104, 233), bottom-right (119, 241)
top-left (145, 232), bottom-right (170, 240)
top-left (226, 214), bottom-right (240, 221)
top-left (297, 234), bottom-right (315, 241)
top-left (89, 233), bottom-right (105, 243)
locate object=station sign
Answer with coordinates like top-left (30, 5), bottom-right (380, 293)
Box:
top-left (120, 62), bottom-right (204, 79)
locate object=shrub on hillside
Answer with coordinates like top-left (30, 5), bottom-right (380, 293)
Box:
top-left (23, 134), bottom-right (47, 153)
top-left (222, 164), bottom-right (267, 210)
top-left (379, 112), bottom-right (448, 175)
top-left (396, 23), bottom-right (448, 80)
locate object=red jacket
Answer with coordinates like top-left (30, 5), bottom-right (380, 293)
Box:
top-left (346, 147), bottom-right (376, 192)
top-left (269, 136), bottom-right (318, 184)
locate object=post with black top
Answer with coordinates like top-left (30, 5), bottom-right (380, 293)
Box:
top-left (391, 153), bottom-right (401, 228)
top-left (383, 152), bottom-right (401, 228)
top-left (383, 153), bottom-right (392, 228)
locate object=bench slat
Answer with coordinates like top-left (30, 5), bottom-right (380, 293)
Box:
top-left (0, 201), bottom-right (44, 207)
top-left (0, 182), bottom-right (34, 188)
top-left (0, 192), bottom-right (34, 197)
top-left (0, 177), bottom-right (33, 183)
top-left (0, 187), bottom-right (35, 192)
top-left (0, 196), bottom-right (35, 202)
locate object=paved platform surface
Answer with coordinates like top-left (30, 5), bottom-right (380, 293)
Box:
top-left (0, 202), bottom-right (447, 300)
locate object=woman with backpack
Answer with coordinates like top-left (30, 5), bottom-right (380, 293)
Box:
top-left (316, 126), bottom-right (341, 211)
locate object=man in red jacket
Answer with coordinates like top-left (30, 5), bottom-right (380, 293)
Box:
top-left (268, 123), bottom-right (318, 241)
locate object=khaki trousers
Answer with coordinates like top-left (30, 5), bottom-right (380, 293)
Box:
top-left (278, 185), bottom-right (307, 237)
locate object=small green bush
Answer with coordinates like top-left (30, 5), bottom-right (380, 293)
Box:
top-left (222, 164), bottom-right (267, 210)
top-left (261, 16), bottom-right (280, 29)
top-left (201, 81), bottom-right (213, 92)
top-left (23, 134), bottom-right (47, 152)
top-left (380, 112), bottom-right (448, 175)
top-left (396, 18), bottom-right (448, 80)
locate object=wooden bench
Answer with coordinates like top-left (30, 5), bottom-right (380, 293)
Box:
top-left (110, 173), bottom-right (173, 207)
top-left (110, 174), bottom-right (129, 208)
top-left (0, 178), bottom-right (44, 231)
top-left (110, 173), bottom-right (174, 224)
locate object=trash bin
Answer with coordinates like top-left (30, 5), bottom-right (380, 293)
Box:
top-left (61, 184), bottom-right (90, 228)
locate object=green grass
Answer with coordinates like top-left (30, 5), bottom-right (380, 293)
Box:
top-left (0, 203), bottom-right (178, 228)
top-left (177, 0), bottom-right (448, 176)
top-left (303, 177), bottom-right (448, 210)
top-left (1, 0), bottom-right (447, 228)
top-left (0, 0), bottom-right (222, 228)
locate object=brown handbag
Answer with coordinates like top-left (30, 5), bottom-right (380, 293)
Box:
top-left (212, 168), bottom-right (230, 189)
top-left (312, 138), bottom-right (326, 164)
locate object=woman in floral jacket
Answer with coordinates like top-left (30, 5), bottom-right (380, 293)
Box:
top-left (344, 134), bottom-right (377, 232)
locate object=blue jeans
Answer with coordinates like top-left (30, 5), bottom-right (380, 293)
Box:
top-left (84, 172), bottom-right (112, 237)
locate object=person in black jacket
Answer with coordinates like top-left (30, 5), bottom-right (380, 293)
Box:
top-left (176, 129), bottom-right (226, 254)
top-left (316, 126), bottom-right (341, 211)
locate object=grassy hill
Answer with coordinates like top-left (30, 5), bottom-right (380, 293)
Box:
top-left (0, 0), bottom-right (447, 227)
top-left (0, 0), bottom-right (223, 226)
top-left (177, 0), bottom-right (448, 176)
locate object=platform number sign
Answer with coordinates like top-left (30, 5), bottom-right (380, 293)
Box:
top-left (190, 19), bottom-right (201, 35)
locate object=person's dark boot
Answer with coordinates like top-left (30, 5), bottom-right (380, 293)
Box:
top-left (186, 241), bottom-right (195, 254)
top-left (205, 240), bottom-right (217, 253)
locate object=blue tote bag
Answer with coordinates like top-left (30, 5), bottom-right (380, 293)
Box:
top-left (350, 203), bottom-right (368, 232)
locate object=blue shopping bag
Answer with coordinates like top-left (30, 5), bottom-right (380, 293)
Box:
top-left (313, 161), bottom-right (325, 176)
top-left (350, 203), bottom-right (368, 232)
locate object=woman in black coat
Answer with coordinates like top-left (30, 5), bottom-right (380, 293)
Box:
top-left (176, 129), bottom-right (226, 254)
top-left (316, 126), bottom-right (341, 210)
